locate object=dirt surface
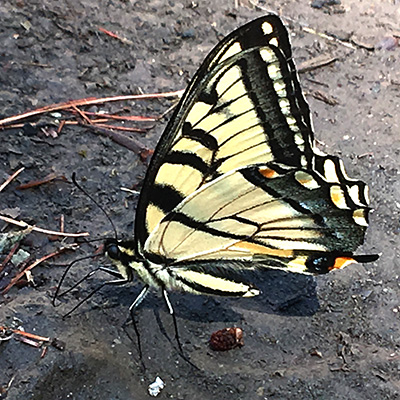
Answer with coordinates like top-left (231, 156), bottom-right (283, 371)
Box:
top-left (1, 0), bottom-right (400, 399)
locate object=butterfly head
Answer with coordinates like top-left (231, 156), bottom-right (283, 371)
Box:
top-left (104, 238), bottom-right (139, 281)
top-left (104, 239), bottom-right (121, 260)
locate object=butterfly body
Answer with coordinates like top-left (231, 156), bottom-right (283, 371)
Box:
top-left (105, 14), bottom-right (378, 302)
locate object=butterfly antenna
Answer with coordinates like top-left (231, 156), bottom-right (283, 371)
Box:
top-left (62, 280), bottom-right (109, 319)
top-left (52, 254), bottom-right (99, 306)
top-left (62, 271), bottom-right (128, 319)
top-left (71, 172), bottom-right (118, 240)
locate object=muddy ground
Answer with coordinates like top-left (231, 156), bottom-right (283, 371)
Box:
top-left (1, 0), bottom-right (400, 399)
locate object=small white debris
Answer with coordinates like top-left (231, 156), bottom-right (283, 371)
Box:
top-left (148, 376), bottom-right (165, 397)
top-left (50, 112), bottom-right (62, 118)
top-left (20, 20), bottom-right (32, 31)
top-left (25, 270), bottom-right (34, 285)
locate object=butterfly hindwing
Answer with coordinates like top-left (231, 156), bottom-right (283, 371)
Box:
top-left (143, 164), bottom-right (371, 281)
top-left (135, 15), bottom-right (316, 250)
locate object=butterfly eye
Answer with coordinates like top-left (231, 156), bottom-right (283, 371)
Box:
top-left (106, 243), bottom-right (120, 260)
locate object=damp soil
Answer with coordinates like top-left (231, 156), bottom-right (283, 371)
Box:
top-left (1, 1), bottom-right (400, 399)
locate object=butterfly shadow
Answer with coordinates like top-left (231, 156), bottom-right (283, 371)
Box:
top-left (165, 269), bottom-right (320, 325)
top-left (85, 266), bottom-right (319, 326)
top-left (82, 271), bottom-right (320, 367)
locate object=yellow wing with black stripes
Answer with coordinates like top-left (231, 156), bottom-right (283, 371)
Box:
top-left (134, 14), bottom-right (316, 250)
top-left (106, 14), bottom-right (378, 298)
top-left (139, 162), bottom-right (376, 295)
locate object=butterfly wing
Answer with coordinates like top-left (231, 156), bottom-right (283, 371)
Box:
top-left (125, 14), bottom-right (377, 297)
top-left (135, 15), bottom-right (316, 251)
top-left (141, 164), bottom-right (376, 295)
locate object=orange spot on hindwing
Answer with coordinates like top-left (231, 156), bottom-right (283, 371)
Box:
top-left (259, 167), bottom-right (279, 179)
top-left (329, 256), bottom-right (356, 270)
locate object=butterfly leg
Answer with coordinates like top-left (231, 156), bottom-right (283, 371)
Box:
top-left (128, 285), bottom-right (150, 363)
top-left (162, 289), bottom-right (184, 354)
top-left (161, 290), bottom-right (199, 369)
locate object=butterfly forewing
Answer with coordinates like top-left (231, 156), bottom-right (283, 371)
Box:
top-left (135, 15), bottom-right (316, 250)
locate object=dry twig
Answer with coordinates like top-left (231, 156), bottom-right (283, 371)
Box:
top-left (83, 111), bottom-right (157, 122)
top-left (0, 215), bottom-right (89, 238)
top-left (0, 91), bottom-right (184, 129)
top-left (84, 124), bottom-right (148, 153)
top-left (2, 247), bottom-right (68, 294)
top-left (0, 325), bottom-right (65, 358)
top-left (98, 27), bottom-right (134, 46)
top-left (0, 243), bottom-right (19, 274)
top-left (15, 173), bottom-right (67, 190)
top-left (0, 167), bottom-right (25, 193)
top-left (298, 55), bottom-right (337, 73)
top-left (310, 90), bottom-right (339, 105)
top-left (248, 1), bottom-right (357, 49)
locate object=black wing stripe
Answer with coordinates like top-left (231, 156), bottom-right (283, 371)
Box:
top-left (230, 215), bottom-right (261, 227)
top-left (162, 211), bottom-right (247, 240)
top-left (211, 93), bottom-right (251, 119)
top-left (236, 50), bottom-right (312, 167)
top-left (193, 75), bottom-right (244, 122)
top-left (149, 184), bottom-right (185, 214)
top-left (163, 151), bottom-right (210, 175)
top-left (198, 86), bottom-right (218, 105)
top-left (237, 20), bottom-right (313, 137)
top-left (240, 167), bottom-right (314, 215)
top-left (182, 123), bottom-right (218, 151)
